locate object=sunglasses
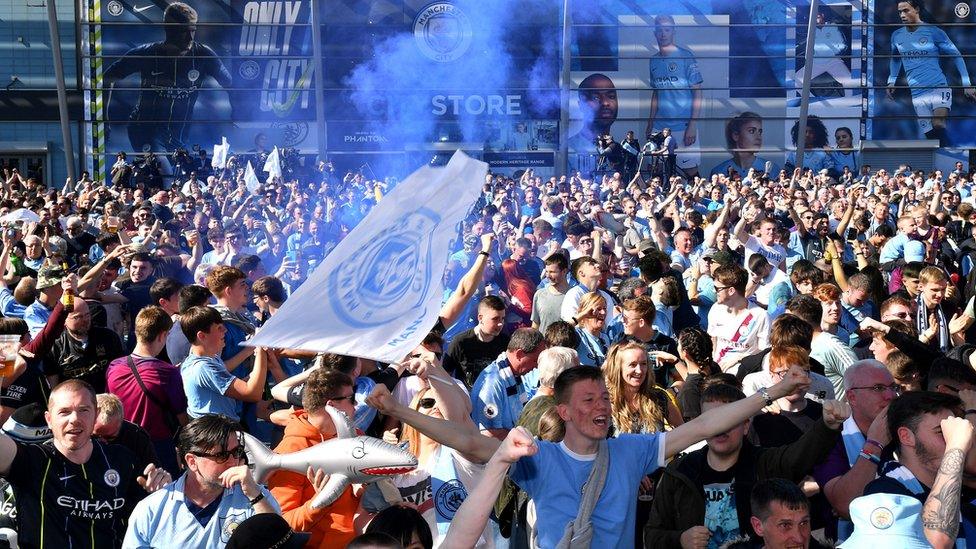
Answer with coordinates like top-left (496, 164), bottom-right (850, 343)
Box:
top-left (192, 444), bottom-right (246, 464)
top-left (328, 394), bottom-right (356, 405)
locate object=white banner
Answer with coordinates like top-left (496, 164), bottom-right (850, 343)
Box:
top-left (211, 137), bottom-right (229, 170)
top-left (247, 151), bottom-right (487, 362)
top-left (243, 161), bottom-right (261, 195)
top-left (263, 146), bottom-right (282, 181)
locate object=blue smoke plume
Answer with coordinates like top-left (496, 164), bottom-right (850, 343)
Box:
top-left (343, 0), bottom-right (561, 176)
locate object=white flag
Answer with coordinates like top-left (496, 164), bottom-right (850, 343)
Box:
top-left (211, 137), bottom-right (229, 169)
top-left (247, 151), bottom-right (487, 362)
top-left (243, 161), bottom-right (261, 195)
top-left (263, 146), bottom-right (282, 181)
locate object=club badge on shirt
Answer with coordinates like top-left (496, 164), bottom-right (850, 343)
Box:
top-left (104, 469), bottom-right (120, 488)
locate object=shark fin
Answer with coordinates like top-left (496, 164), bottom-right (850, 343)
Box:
top-left (310, 474), bottom-right (350, 509)
top-left (325, 404), bottom-right (356, 439)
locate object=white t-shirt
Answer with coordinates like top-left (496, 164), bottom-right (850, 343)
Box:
top-left (753, 268), bottom-right (789, 308)
top-left (707, 304), bottom-right (770, 374)
top-left (744, 235), bottom-right (787, 270)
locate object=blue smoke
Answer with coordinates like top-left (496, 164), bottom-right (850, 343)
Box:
top-left (343, 0), bottom-right (561, 176)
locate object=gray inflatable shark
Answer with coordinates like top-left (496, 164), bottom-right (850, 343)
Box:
top-left (242, 405), bottom-right (418, 508)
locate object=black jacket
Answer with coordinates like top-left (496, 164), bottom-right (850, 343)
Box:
top-left (644, 419), bottom-right (840, 547)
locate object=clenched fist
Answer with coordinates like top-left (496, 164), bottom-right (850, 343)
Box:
top-left (822, 400), bottom-right (852, 430)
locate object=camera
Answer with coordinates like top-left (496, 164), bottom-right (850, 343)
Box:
top-left (647, 132), bottom-right (665, 148)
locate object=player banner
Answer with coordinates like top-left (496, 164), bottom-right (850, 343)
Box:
top-left (83, 0), bottom-right (976, 177)
top-left (869, 0), bottom-right (976, 147)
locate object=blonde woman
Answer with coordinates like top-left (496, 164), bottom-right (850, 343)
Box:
top-left (363, 351), bottom-right (494, 548)
top-left (603, 340), bottom-right (683, 436)
top-left (602, 339), bottom-right (683, 536)
top-left (572, 291), bottom-right (611, 367)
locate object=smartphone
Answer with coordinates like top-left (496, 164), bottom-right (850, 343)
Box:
top-left (845, 227), bottom-right (858, 241)
top-left (285, 250), bottom-right (298, 263)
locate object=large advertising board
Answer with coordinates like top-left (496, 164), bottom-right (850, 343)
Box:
top-left (80, 0), bottom-right (976, 178)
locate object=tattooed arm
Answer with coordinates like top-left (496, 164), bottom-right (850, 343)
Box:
top-left (922, 416), bottom-right (974, 549)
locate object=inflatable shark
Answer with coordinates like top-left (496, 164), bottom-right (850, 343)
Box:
top-left (242, 405), bottom-right (417, 508)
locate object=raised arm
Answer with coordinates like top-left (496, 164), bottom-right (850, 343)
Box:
top-left (366, 385), bottom-right (499, 464)
top-left (929, 185), bottom-right (943, 216)
top-left (225, 347), bottom-right (269, 403)
top-left (703, 198), bottom-right (733, 250)
top-left (788, 205), bottom-right (809, 239)
top-left (185, 233), bottom-right (205, 273)
top-left (412, 352), bottom-right (474, 426)
top-left (664, 365), bottom-right (809, 458)
top-left (78, 244), bottom-right (128, 295)
top-left (834, 189), bottom-right (861, 240)
top-left (732, 206), bottom-right (753, 247)
top-left (439, 233), bottom-right (494, 329)
top-left (826, 240), bottom-right (850, 292)
top-left (921, 416), bottom-right (972, 549)
top-left (269, 358), bottom-right (321, 404)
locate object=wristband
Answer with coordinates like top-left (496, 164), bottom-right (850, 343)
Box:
top-left (758, 387), bottom-right (773, 407)
top-left (478, 251), bottom-right (490, 258)
top-left (248, 492), bottom-right (265, 506)
top-left (865, 439), bottom-right (884, 451)
top-left (858, 451), bottom-right (880, 465)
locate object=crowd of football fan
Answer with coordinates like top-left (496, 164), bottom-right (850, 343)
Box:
top-left (0, 150), bottom-right (971, 549)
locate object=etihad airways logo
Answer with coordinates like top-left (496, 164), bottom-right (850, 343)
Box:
top-left (57, 496), bottom-right (126, 519)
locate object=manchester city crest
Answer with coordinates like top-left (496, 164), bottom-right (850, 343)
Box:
top-left (238, 60), bottom-right (261, 81)
top-left (104, 469), bottom-right (120, 487)
top-left (328, 208), bottom-right (440, 327)
top-left (413, 2), bottom-right (473, 62)
top-left (220, 511), bottom-right (248, 542)
top-left (434, 479), bottom-right (468, 520)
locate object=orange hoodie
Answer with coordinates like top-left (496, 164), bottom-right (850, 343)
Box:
top-left (267, 410), bottom-right (360, 549)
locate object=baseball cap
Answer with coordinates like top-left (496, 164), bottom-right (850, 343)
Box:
top-left (710, 250), bottom-right (736, 267)
top-left (35, 264), bottom-right (66, 290)
top-left (839, 493), bottom-right (930, 548)
top-left (637, 238), bottom-right (657, 255)
top-left (904, 240), bottom-right (926, 263)
top-left (700, 247), bottom-right (719, 260)
top-left (225, 513), bottom-right (310, 549)
top-left (2, 403), bottom-right (52, 442)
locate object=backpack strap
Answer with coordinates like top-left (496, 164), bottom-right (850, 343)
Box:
top-left (126, 355), bottom-right (180, 434)
top-left (554, 440), bottom-right (610, 549)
